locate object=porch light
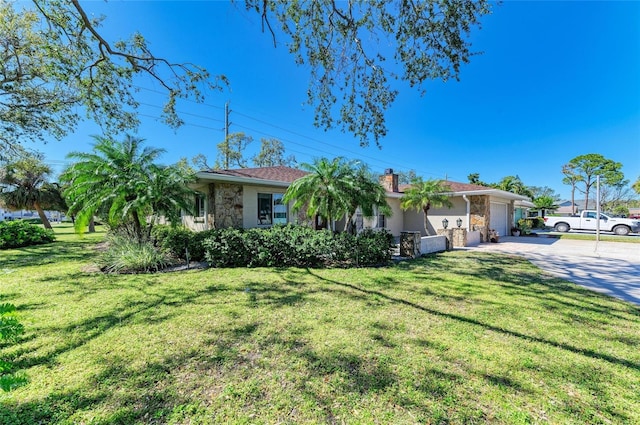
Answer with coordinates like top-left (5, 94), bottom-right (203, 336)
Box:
top-left (456, 218), bottom-right (462, 228)
top-left (442, 218), bottom-right (449, 229)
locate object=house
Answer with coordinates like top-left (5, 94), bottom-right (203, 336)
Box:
top-left (187, 166), bottom-right (310, 232)
top-left (554, 199), bottom-right (597, 216)
top-left (185, 166), bottom-right (532, 243)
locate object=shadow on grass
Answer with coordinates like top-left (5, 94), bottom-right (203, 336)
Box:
top-left (0, 241), bottom-right (100, 269)
top-left (304, 268), bottom-right (640, 372)
top-left (0, 355), bottom-right (193, 425)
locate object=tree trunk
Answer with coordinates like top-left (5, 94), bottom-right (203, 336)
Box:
top-left (131, 209), bottom-right (143, 243)
top-left (570, 184), bottom-right (576, 215)
top-left (33, 202), bottom-right (52, 229)
top-left (88, 216), bottom-right (95, 233)
top-left (422, 206), bottom-right (431, 236)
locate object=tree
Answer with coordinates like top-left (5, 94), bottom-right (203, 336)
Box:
top-left (60, 135), bottom-right (195, 242)
top-left (6, 1), bottom-right (491, 151)
top-left (568, 154), bottom-right (624, 210)
top-left (0, 152), bottom-right (65, 229)
top-left (1, 1), bottom-right (218, 154)
top-left (529, 186), bottom-right (560, 217)
top-left (253, 0), bottom-right (491, 146)
top-left (493, 175), bottom-right (533, 198)
top-left (532, 195), bottom-right (559, 218)
top-left (214, 132), bottom-right (253, 169)
top-left (400, 178), bottom-right (453, 235)
top-left (397, 169), bottom-right (418, 185)
top-left (252, 138), bottom-right (296, 167)
top-left (598, 179), bottom-right (633, 213)
top-left (467, 172), bottom-right (492, 187)
top-left (284, 157), bottom-right (355, 230)
top-left (528, 186), bottom-right (560, 201)
top-left (344, 164), bottom-right (392, 233)
top-left (633, 176), bottom-right (640, 195)
top-left (562, 163), bottom-right (583, 214)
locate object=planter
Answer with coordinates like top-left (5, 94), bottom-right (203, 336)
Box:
top-left (511, 230), bottom-right (520, 237)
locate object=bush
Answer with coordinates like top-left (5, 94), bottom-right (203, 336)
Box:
top-left (151, 225), bottom-right (215, 262)
top-left (99, 236), bottom-right (170, 273)
top-left (203, 228), bottom-right (250, 268)
top-left (202, 225), bottom-right (393, 268)
top-left (331, 229), bottom-right (394, 267)
top-left (0, 220), bottom-right (55, 249)
top-left (518, 217), bottom-right (545, 233)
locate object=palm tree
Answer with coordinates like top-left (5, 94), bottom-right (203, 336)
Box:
top-left (532, 195), bottom-right (559, 218)
top-left (493, 175), bottom-right (533, 198)
top-left (61, 135), bottom-right (195, 242)
top-left (0, 153), bottom-right (64, 229)
top-left (284, 157), bottom-right (355, 230)
top-left (343, 163), bottom-right (392, 233)
top-left (400, 178), bottom-right (453, 235)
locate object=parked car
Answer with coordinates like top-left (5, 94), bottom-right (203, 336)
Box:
top-left (544, 211), bottom-right (640, 236)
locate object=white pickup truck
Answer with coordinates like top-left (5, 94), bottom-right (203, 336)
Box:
top-left (543, 211), bottom-right (640, 236)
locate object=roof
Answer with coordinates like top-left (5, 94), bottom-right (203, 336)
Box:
top-left (396, 180), bottom-right (530, 201)
top-left (398, 181), bottom-right (493, 193)
top-left (200, 166), bottom-right (308, 183)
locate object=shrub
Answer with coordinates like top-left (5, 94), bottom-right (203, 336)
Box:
top-left (202, 225), bottom-right (392, 268)
top-left (0, 220), bottom-right (55, 249)
top-left (203, 228), bottom-right (249, 268)
top-left (531, 217), bottom-right (546, 228)
top-left (99, 236), bottom-right (170, 273)
top-left (151, 225), bottom-right (212, 262)
top-left (518, 218), bottom-right (533, 234)
top-left (331, 229), bottom-right (394, 267)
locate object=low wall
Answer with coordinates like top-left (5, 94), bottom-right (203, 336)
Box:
top-left (420, 235), bottom-right (447, 254)
top-left (466, 230), bottom-right (481, 247)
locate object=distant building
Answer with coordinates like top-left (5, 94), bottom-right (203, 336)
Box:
top-left (555, 199), bottom-right (597, 216)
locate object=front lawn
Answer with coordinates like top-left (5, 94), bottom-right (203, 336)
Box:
top-left (1, 225), bottom-right (639, 424)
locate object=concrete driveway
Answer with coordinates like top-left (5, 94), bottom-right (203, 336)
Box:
top-left (472, 236), bottom-right (640, 305)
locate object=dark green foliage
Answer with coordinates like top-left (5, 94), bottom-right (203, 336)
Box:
top-left (202, 225), bottom-right (393, 268)
top-left (0, 220), bottom-right (55, 249)
top-left (335, 229), bottom-right (396, 267)
top-left (0, 304), bottom-right (27, 392)
top-left (151, 225), bottom-right (212, 262)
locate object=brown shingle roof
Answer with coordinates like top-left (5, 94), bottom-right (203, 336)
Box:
top-left (397, 181), bottom-right (492, 193)
top-left (202, 166), bottom-right (308, 183)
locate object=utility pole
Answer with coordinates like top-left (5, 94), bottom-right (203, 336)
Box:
top-left (224, 101), bottom-right (230, 169)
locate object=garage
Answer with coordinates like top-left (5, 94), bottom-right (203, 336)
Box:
top-left (490, 202), bottom-right (508, 237)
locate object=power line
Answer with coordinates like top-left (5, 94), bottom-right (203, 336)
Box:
top-left (115, 84), bottom-right (453, 179)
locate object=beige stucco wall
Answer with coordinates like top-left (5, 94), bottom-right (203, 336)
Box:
top-left (384, 198), bottom-right (404, 236)
top-left (403, 197), bottom-right (468, 236)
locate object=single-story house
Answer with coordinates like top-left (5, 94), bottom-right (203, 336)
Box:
top-left (554, 199), bottom-right (597, 216)
top-left (185, 166), bottom-right (532, 243)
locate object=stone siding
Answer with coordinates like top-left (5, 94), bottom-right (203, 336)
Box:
top-left (210, 183), bottom-right (243, 228)
top-left (469, 195), bottom-right (490, 242)
top-left (452, 228), bottom-right (467, 247)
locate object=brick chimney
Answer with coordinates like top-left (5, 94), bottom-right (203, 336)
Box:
top-left (379, 168), bottom-right (399, 192)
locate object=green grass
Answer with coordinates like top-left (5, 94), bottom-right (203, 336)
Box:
top-left (1, 223), bottom-right (639, 424)
top-left (548, 232), bottom-right (640, 243)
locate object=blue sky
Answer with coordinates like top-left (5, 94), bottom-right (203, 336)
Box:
top-left (29, 1), bottom-right (640, 200)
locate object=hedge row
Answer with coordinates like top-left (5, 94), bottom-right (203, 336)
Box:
top-left (152, 225), bottom-right (394, 268)
top-left (0, 220), bottom-right (55, 249)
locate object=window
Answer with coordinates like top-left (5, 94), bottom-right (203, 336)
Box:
top-left (195, 194), bottom-right (206, 217)
top-left (377, 213), bottom-right (386, 228)
top-left (258, 193), bottom-right (288, 225)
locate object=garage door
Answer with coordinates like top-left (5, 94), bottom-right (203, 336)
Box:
top-left (490, 202), bottom-right (508, 237)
